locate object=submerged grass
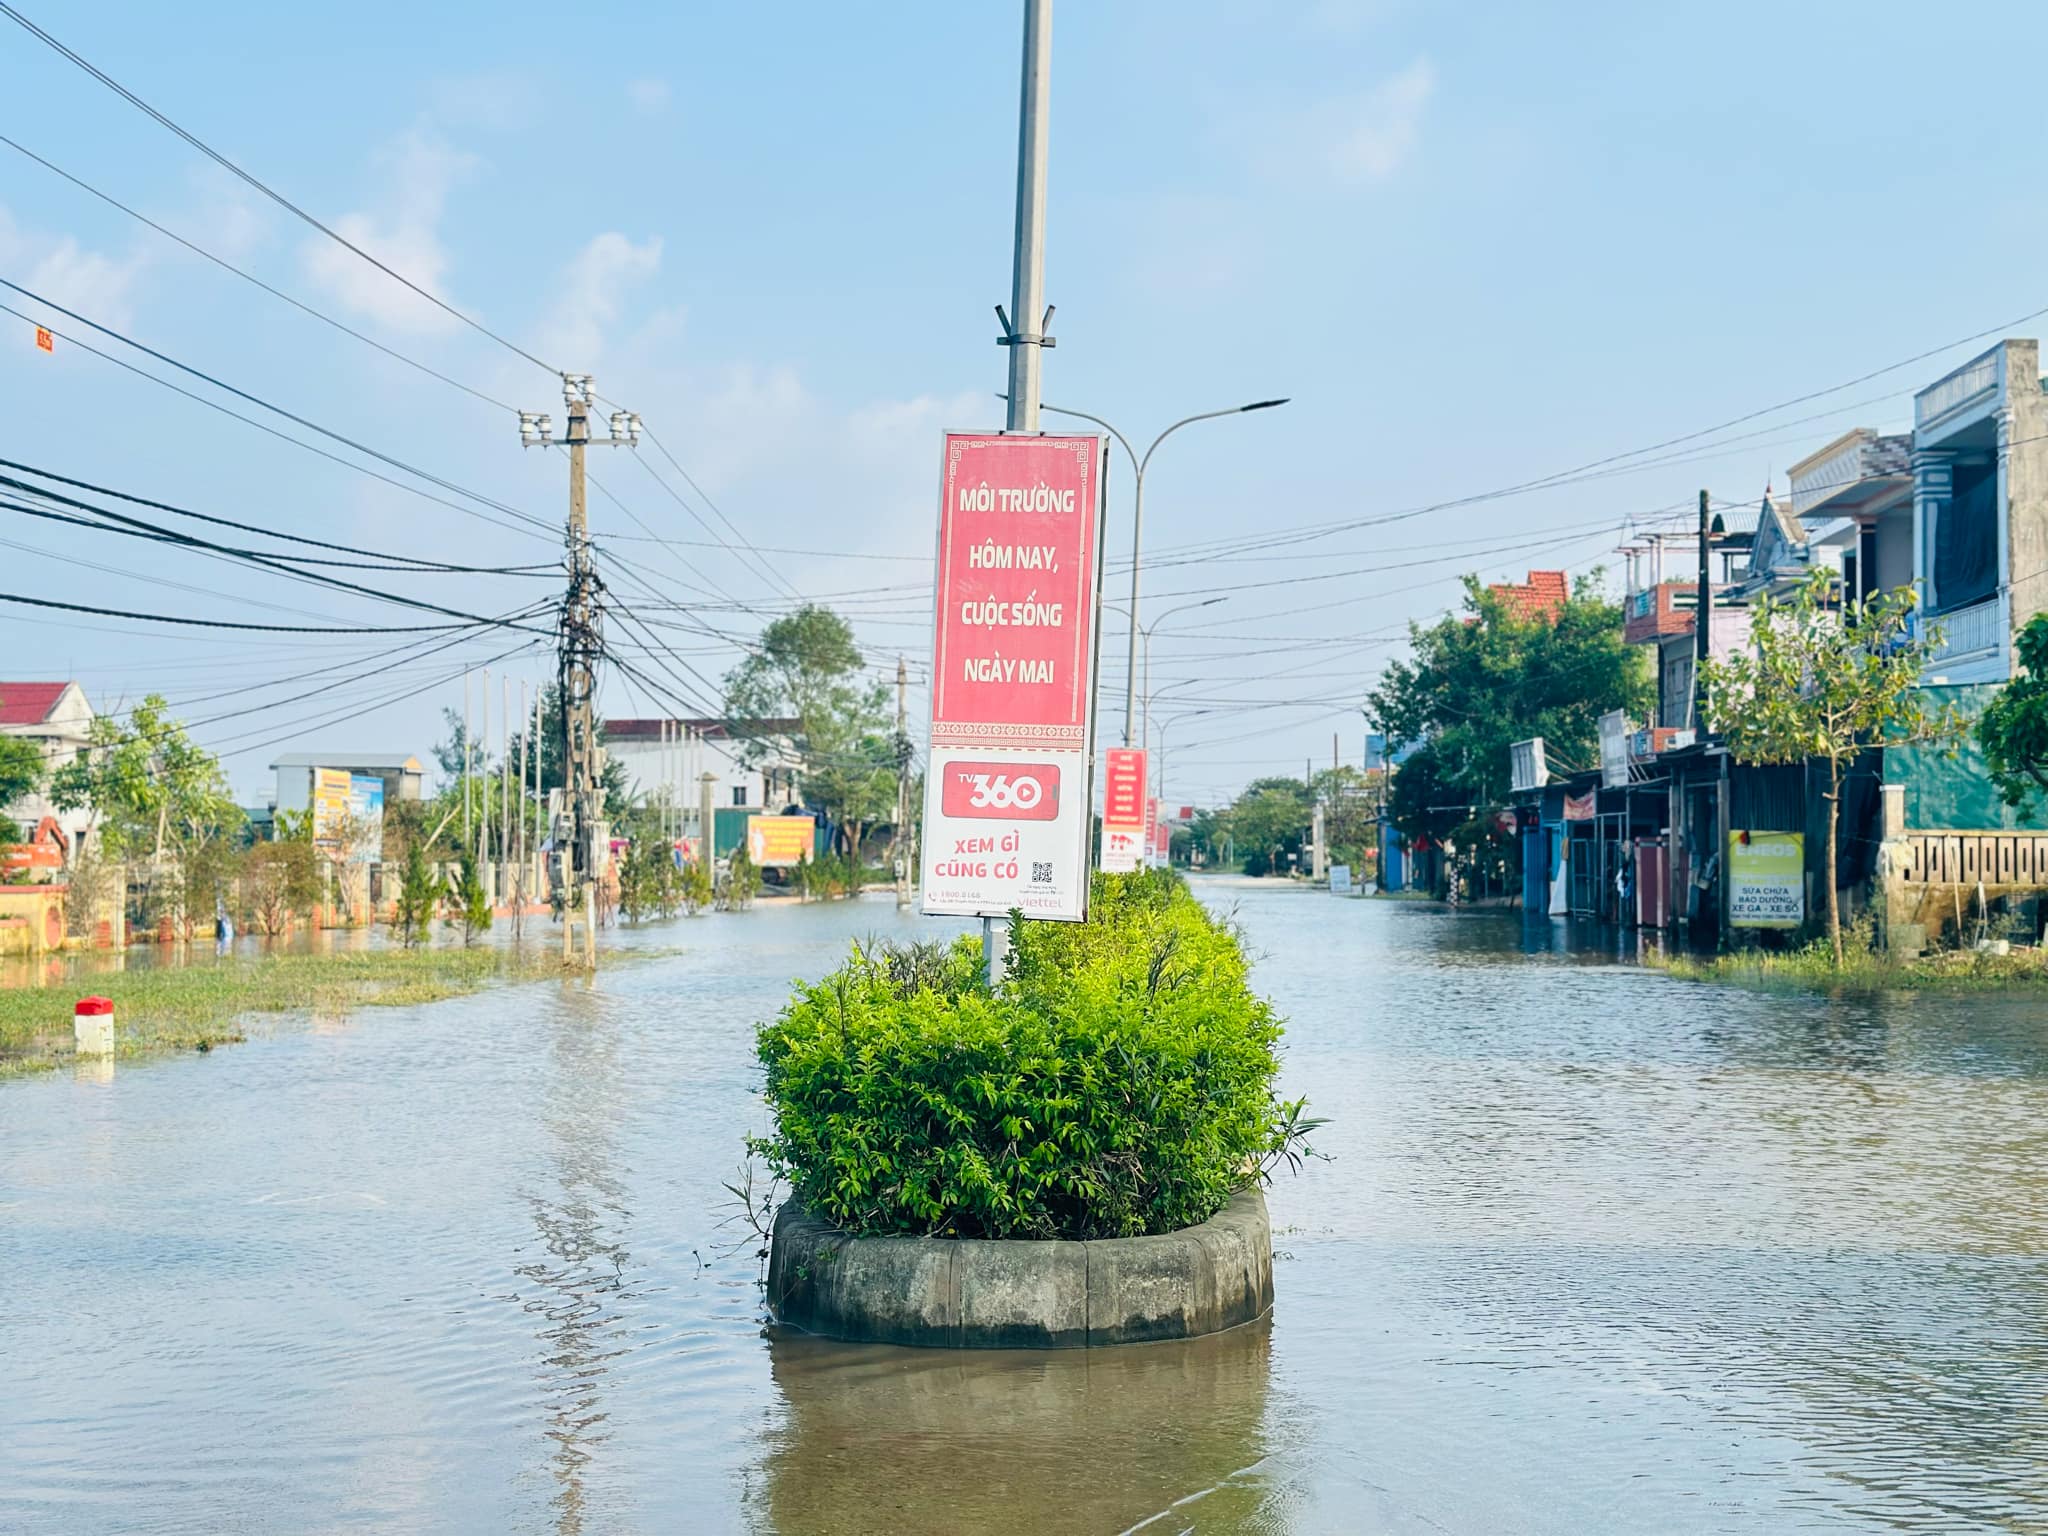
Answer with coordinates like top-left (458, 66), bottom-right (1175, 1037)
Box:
top-left (0, 945), bottom-right (594, 1074)
top-left (1654, 940), bottom-right (2048, 995)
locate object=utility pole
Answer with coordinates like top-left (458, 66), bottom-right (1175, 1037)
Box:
top-left (520, 375), bottom-right (639, 967)
top-left (1695, 487), bottom-right (1712, 732)
top-left (699, 771), bottom-right (716, 880)
top-left (894, 655), bottom-right (912, 907)
top-left (983, 0), bottom-right (1053, 988)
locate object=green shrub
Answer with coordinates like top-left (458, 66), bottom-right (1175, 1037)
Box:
top-left (751, 869), bottom-right (1316, 1240)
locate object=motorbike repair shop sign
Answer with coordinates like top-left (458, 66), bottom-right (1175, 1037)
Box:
top-left (922, 431), bottom-right (1102, 921)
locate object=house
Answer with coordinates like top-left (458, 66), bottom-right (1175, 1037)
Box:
top-left (1486, 569), bottom-right (1570, 621)
top-left (601, 718), bottom-right (802, 819)
top-left (0, 680), bottom-right (95, 848)
top-left (270, 753), bottom-right (425, 816)
top-left (1621, 513), bottom-right (1757, 732)
top-left (1910, 338), bottom-right (2048, 683)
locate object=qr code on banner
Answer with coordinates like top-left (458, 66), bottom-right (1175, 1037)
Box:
top-left (1031, 862), bottom-right (1053, 884)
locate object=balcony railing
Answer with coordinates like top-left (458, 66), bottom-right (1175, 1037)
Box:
top-left (1925, 596), bottom-right (2002, 665)
top-left (1915, 350), bottom-right (2000, 429)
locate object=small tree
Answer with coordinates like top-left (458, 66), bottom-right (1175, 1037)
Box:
top-left (1980, 614), bottom-right (2048, 813)
top-left (392, 840), bottom-right (440, 948)
top-left (680, 858), bottom-right (714, 915)
top-left (1701, 571), bottom-right (1963, 965)
top-left (243, 839), bottom-right (320, 936)
top-left (719, 843), bottom-right (760, 910)
top-left (447, 853), bottom-right (493, 944)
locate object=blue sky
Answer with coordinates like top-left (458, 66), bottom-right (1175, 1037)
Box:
top-left (4, 0), bottom-right (2048, 804)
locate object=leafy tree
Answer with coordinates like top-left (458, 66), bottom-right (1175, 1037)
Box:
top-left (0, 691), bottom-right (43, 813)
top-left (1367, 573), bottom-right (1649, 837)
top-left (1701, 571), bottom-right (1962, 965)
top-left (1981, 614), bottom-right (2048, 812)
top-left (432, 708), bottom-right (473, 780)
top-left (723, 605), bottom-right (898, 857)
top-left (1224, 777), bottom-right (1314, 878)
top-left (46, 694), bottom-right (241, 863)
top-left (243, 839), bottom-right (320, 936)
top-left (391, 839), bottom-right (441, 948)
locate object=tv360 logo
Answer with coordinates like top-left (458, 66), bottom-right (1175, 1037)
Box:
top-left (942, 761), bottom-right (1061, 820)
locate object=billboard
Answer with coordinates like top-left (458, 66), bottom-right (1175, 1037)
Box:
top-left (312, 769), bottom-right (383, 864)
top-left (348, 774), bottom-right (385, 865)
top-left (748, 814), bottom-right (815, 869)
top-left (921, 432), bottom-right (1102, 920)
top-left (1729, 831), bottom-right (1803, 928)
top-left (311, 768), bottom-right (353, 851)
top-left (1099, 747), bottom-right (1147, 873)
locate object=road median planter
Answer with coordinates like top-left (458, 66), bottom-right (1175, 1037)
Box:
top-left (767, 1188), bottom-right (1272, 1348)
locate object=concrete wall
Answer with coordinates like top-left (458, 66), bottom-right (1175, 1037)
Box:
top-left (2006, 340), bottom-right (2048, 650)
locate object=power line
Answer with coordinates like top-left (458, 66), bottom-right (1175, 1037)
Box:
top-left (0, 130), bottom-right (518, 413)
top-left (0, 299), bottom-right (556, 543)
top-left (0, 2), bottom-right (558, 377)
top-left (0, 481), bottom-right (562, 629)
top-left (0, 589), bottom-right (511, 634)
top-left (0, 279), bottom-right (557, 537)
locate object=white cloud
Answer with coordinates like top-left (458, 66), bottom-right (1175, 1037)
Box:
top-left (626, 78), bottom-right (670, 116)
top-left (1322, 58), bottom-right (1435, 181)
top-left (0, 206), bottom-right (149, 331)
top-left (540, 231), bottom-right (664, 365)
top-left (301, 131), bottom-right (477, 333)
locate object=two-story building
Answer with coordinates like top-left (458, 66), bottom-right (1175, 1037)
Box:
top-left (0, 680), bottom-right (95, 850)
top-left (1909, 338), bottom-right (2048, 683)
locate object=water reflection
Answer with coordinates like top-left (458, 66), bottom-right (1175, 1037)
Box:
top-left (753, 1321), bottom-right (1273, 1536)
top-left (513, 984), bottom-right (639, 1536)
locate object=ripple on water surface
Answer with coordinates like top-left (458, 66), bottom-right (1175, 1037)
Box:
top-left (2, 889), bottom-right (2047, 1532)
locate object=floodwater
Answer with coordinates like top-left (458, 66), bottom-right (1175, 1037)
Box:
top-left (4, 883), bottom-right (2048, 1533)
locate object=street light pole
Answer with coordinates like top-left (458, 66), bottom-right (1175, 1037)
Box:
top-left (1017, 398), bottom-right (1289, 746)
top-left (1101, 595), bottom-right (1225, 797)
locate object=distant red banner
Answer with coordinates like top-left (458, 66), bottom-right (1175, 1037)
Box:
top-left (1100, 748), bottom-right (1147, 873)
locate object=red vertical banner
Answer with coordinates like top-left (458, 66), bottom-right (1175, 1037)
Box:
top-left (922, 432), bottom-right (1102, 921)
top-left (1143, 797), bottom-right (1159, 869)
top-left (1099, 747), bottom-right (1147, 873)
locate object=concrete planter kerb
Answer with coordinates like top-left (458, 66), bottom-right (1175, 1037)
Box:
top-left (766, 1188), bottom-right (1273, 1349)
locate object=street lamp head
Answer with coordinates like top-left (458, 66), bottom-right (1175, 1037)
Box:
top-left (1240, 398), bottom-right (1290, 413)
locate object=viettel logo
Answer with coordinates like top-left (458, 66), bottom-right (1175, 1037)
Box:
top-left (941, 761), bottom-right (1061, 821)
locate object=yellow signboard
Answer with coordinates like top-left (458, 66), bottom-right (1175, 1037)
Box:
top-left (311, 768), bottom-right (354, 849)
top-left (1729, 831), bottom-right (1803, 928)
top-left (748, 814), bottom-right (815, 869)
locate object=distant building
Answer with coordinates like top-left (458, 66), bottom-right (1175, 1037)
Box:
top-left (601, 718), bottom-right (802, 816)
top-left (270, 753), bottom-right (425, 816)
top-left (0, 680), bottom-right (94, 847)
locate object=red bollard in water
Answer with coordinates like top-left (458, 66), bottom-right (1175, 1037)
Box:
top-left (74, 995), bottom-right (114, 1056)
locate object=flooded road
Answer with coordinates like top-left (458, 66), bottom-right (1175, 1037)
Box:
top-left (5, 881), bottom-right (2048, 1533)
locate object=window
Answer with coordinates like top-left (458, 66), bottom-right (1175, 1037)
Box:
top-left (1934, 460), bottom-right (1997, 612)
top-left (731, 785), bottom-right (748, 807)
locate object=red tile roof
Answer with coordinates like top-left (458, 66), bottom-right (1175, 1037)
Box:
top-left (1487, 570), bottom-right (1569, 622)
top-left (0, 682), bottom-right (68, 727)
